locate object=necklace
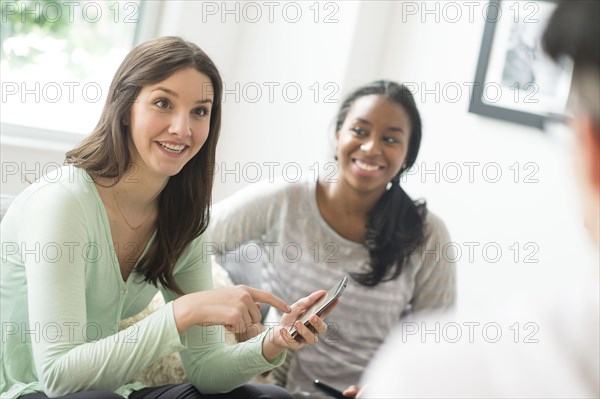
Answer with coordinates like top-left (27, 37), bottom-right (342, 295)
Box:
top-left (112, 189), bottom-right (154, 230)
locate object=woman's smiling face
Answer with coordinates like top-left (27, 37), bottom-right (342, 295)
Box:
top-left (128, 67), bottom-right (214, 182)
top-left (335, 94), bottom-right (412, 195)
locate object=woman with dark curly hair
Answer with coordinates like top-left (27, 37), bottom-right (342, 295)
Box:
top-left (209, 80), bottom-right (456, 397)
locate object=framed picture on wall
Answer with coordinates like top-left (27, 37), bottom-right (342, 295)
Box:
top-left (469, 0), bottom-right (573, 129)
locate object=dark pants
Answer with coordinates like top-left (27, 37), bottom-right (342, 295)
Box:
top-left (21, 383), bottom-right (293, 399)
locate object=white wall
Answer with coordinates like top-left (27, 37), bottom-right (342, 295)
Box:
top-left (1, 138), bottom-right (71, 195)
top-left (2, 1), bottom-right (595, 309)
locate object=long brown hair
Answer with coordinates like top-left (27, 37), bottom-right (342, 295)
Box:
top-left (66, 36), bottom-right (223, 295)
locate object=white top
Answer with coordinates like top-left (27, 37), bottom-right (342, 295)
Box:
top-left (361, 267), bottom-right (600, 398)
top-left (209, 178), bottom-right (456, 397)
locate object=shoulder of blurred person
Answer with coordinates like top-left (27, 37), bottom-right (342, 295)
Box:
top-left (361, 269), bottom-right (600, 398)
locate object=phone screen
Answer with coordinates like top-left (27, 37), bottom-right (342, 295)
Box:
top-left (289, 275), bottom-right (348, 337)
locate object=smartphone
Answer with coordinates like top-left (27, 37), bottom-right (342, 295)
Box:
top-left (313, 379), bottom-right (345, 399)
top-left (288, 275), bottom-right (349, 338)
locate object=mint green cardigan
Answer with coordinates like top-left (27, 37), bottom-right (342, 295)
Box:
top-left (0, 166), bottom-right (284, 398)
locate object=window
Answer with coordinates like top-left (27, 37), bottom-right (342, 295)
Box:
top-left (1, 0), bottom-right (158, 144)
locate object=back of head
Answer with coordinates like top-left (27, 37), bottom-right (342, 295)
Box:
top-left (543, 0), bottom-right (600, 128)
top-left (544, 1), bottom-right (600, 248)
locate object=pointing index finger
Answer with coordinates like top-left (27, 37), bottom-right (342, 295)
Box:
top-left (245, 286), bottom-right (292, 313)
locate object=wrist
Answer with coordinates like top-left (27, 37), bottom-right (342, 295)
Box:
top-left (173, 294), bottom-right (195, 335)
top-left (262, 326), bottom-right (287, 362)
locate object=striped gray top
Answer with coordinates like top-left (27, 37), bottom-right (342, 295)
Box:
top-left (209, 178), bottom-right (456, 397)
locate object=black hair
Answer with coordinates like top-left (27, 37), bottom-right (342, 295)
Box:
top-left (335, 80), bottom-right (426, 286)
top-left (543, 0), bottom-right (600, 127)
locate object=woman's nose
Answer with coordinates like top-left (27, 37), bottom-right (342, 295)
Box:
top-left (360, 139), bottom-right (381, 154)
top-left (168, 113), bottom-right (191, 137)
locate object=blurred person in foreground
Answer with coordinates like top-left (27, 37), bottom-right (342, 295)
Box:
top-left (360, 1), bottom-right (600, 397)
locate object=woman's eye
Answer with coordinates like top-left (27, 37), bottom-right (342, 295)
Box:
top-left (384, 136), bottom-right (399, 144)
top-left (351, 127), bottom-right (367, 136)
top-left (193, 107), bottom-right (209, 116)
top-left (154, 99), bottom-right (170, 109)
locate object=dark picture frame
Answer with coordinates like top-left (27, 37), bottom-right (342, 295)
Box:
top-left (469, 0), bottom-right (573, 129)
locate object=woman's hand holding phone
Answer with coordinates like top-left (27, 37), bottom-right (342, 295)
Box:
top-left (261, 290), bottom-right (339, 361)
top-left (279, 290), bottom-right (337, 346)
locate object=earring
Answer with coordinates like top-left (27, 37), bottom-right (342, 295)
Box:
top-left (386, 181), bottom-right (393, 190)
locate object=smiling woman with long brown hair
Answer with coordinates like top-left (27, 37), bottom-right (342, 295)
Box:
top-left (0, 36), bottom-right (331, 399)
